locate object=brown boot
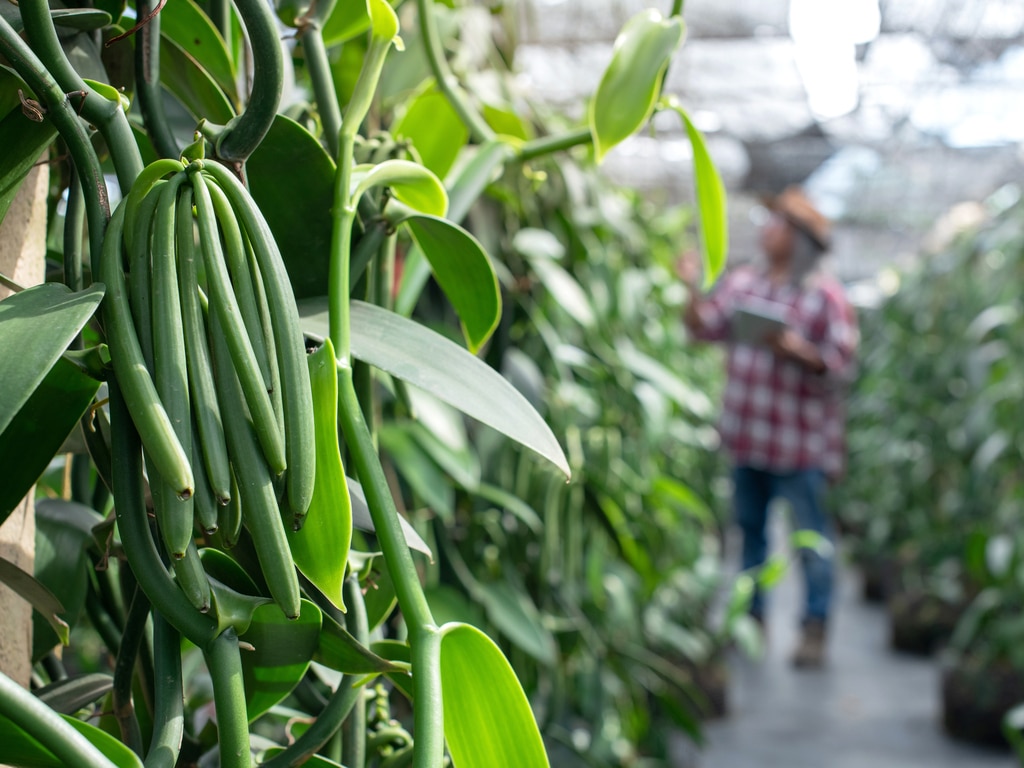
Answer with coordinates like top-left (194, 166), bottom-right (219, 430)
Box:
top-left (792, 619), bottom-right (826, 668)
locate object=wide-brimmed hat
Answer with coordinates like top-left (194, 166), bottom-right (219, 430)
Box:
top-left (766, 186), bottom-right (831, 252)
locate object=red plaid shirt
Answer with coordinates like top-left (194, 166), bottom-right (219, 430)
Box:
top-left (691, 265), bottom-right (858, 478)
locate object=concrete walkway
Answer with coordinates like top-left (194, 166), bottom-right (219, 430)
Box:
top-left (687, 539), bottom-right (1018, 768)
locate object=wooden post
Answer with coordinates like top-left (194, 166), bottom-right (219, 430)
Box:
top-left (0, 162), bottom-right (49, 686)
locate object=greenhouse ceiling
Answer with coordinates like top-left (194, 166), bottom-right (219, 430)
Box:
top-left (514, 0), bottom-right (1024, 289)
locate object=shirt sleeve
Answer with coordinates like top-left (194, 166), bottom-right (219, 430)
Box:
top-left (813, 282), bottom-right (859, 389)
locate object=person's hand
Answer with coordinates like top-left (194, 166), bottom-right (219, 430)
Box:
top-left (674, 250), bottom-right (702, 292)
top-left (769, 328), bottom-right (826, 373)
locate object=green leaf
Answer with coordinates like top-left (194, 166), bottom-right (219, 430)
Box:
top-left (314, 612), bottom-right (403, 674)
top-left (239, 600), bottom-right (322, 723)
top-left (368, 0), bottom-right (399, 42)
top-left (298, 299), bottom-right (570, 478)
top-left (404, 215), bottom-right (500, 353)
top-left (755, 553), bottom-right (788, 590)
top-left (32, 500), bottom-right (102, 661)
top-left (0, 356), bottom-right (100, 523)
top-left (247, 114), bottom-right (336, 300)
top-left (440, 622), bottom-right (550, 768)
top-left (589, 9), bottom-right (685, 163)
top-left (0, 712), bottom-right (144, 768)
top-left (287, 339), bottom-right (352, 611)
top-left (159, 35), bottom-right (235, 124)
top-left (0, 107), bottom-right (57, 224)
top-left (352, 160), bottom-right (448, 217)
top-left (392, 81), bottom-right (469, 180)
top-left (0, 283), bottom-right (102, 433)
top-left (160, 0), bottom-right (238, 103)
top-left (0, 557), bottom-right (68, 647)
top-left (322, 0), bottom-right (371, 45)
top-left (678, 106), bottom-right (728, 288)
top-left (482, 103), bottom-right (533, 142)
top-left (0, 284), bottom-right (104, 522)
top-left (476, 582), bottom-right (557, 666)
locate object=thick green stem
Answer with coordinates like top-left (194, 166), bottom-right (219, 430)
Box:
top-left (18, 0), bottom-right (142, 188)
top-left (0, 16), bottom-right (109, 256)
top-left (0, 671), bottom-right (117, 768)
top-left (329, 132), bottom-right (356, 361)
top-left (336, 370), bottom-right (444, 768)
top-left (135, 0), bottom-right (179, 159)
top-left (204, 630), bottom-right (251, 768)
top-left (300, 27), bottom-right (342, 158)
top-left (415, 0), bottom-right (494, 142)
top-left (341, 578), bottom-right (368, 768)
top-left (207, 0), bottom-right (284, 164)
top-left (145, 612), bottom-right (184, 768)
top-left (112, 588), bottom-right (149, 757)
top-left (517, 127), bottom-right (593, 162)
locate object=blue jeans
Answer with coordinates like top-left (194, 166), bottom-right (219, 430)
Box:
top-left (733, 465), bottom-right (834, 624)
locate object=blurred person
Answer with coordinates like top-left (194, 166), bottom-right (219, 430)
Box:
top-left (678, 187), bottom-right (858, 668)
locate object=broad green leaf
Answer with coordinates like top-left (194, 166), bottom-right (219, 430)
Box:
top-left (0, 282), bottom-right (102, 433)
top-left (0, 356), bottom-right (100, 523)
top-left (322, 0), bottom-right (371, 45)
top-left (589, 9), bottom-right (685, 163)
top-left (403, 215), bottom-right (500, 353)
top-left (287, 339), bottom-right (352, 611)
top-left (239, 600), bottom-right (322, 723)
top-left (395, 141), bottom-right (514, 317)
top-left (440, 622), bottom-right (550, 768)
top-left (482, 103), bottom-right (534, 142)
top-left (678, 105), bottom-right (728, 288)
top-left (0, 558), bottom-right (68, 648)
top-left (159, 35), bottom-right (235, 124)
top-left (32, 500), bottom-right (101, 660)
top-left (352, 160), bottom-right (448, 217)
top-left (0, 107), bottom-right (55, 224)
top-left (368, 0), bottom-right (399, 41)
top-left (160, 0), bottom-right (238, 103)
top-left (379, 422), bottom-right (454, 521)
top-left (393, 81), bottom-right (469, 180)
top-left (0, 711), bottom-right (144, 768)
top-left (247, 115), bottom-right (336, 299)
top-left (477, 581), bottom-right (557, 666)
top-left (314, 612), bottom-right (403, 674)
top-left (298, 299), bottom-right (571, 478)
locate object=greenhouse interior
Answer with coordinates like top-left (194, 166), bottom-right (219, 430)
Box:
top-left (0, 0), bottom-right (1023, 766)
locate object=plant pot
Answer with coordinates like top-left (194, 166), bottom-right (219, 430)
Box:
top-left (941, 655), bottom-right (1024, 748)
top-left (688, 655), bottom-right (729, 720)
top-left (858, 552), bottom-right (900, 603)
top-left (887, 588), bottom-right (963, 655)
